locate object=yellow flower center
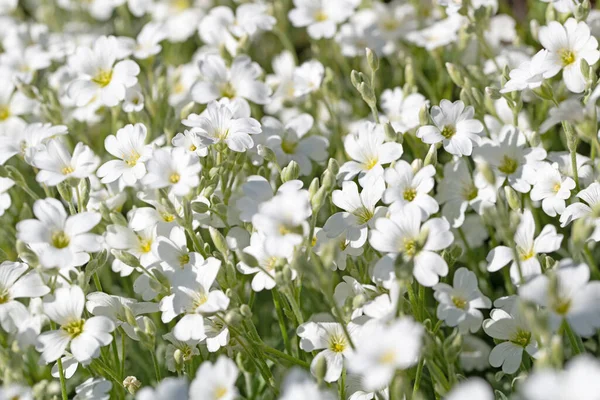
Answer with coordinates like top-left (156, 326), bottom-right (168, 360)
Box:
top-left (451, 295), bottom-right (467, 310)
top-left (314, 9), bottom-right (328, 22)
top-left (364, 158), bottom-right (379, 170)
top-left (552, 298), bottom-right (571, 315)
top-left (518, 247), bottom-right (535, 261)
top-left (62, 319), bottom-right (85, 338)
top-left (219, 82), bottom-right (236, 99)
top-left (214, 386), bottom-right (228, 399)
top-left (498, 155), bottom-right (518, 175)
top-left (462, 184), bottom-right (478, 201)
top-left (162, 213), bottom-right (175, 222)
top-left (379, 350), bottom-right (396, 364)
top-left (62, 166), bottom-right (74, 175)
top-left (51, 231), bottom-right (70, 249)
top-left (171, 0), bottom-right (190, 11)
top-left (281, 140), bottom-right (297, 154)
top-left (329, 333), bottom-right (348, 353)
top-left (0, 105), bottom-right (10, 121)
top-left (179, 253), bottom-right (190, 266)
top-left (264, 256), bottom-right (278, 271)
top-left (189, 144), bottom-right (197, 152)
top-left (0, 288), bottom-right (10, 304)
top-left (125, 152), bottom-right (140, 167)
top-left (192, 292), bottom-right (208, 310)
top-left (553, 183), bottom-right (561, 193)
top-left (140, 239), bottom-right (152, 253)
top-left (510, 329), bottom-right (531, 348)
top-left (92, 69), bottom-right (113, 88)
top-left (353, 206), bottom-right (374, 225)
top-left (441, 125), bottom-right (456, 139)
top-left (559, 49), bottom-right (576, 66)
top-left (169, 173), bottom-right (181, 184)
top-left (381, 19), bottom-right (399, 32)
top-left (403, 238), bottom-right (416, 257)
top-left (403, 188), bottom-right (417, 201)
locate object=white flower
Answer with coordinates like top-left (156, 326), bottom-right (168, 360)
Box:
top-left (0, 384), bottom-right (33, 400)
top-left (74, 378), bottom-right (112, 400)
top-left (437, 158), bottom-right (496, 228)
top-left (322, 178), bottom-right (385, 249)
top-left (417, 100), bottom-right (484, 157)
top-left (292, 60), bottom-right (325, 97)
top-left (347, 319), bottom-right (423, 391)
top-left (17, 198), bottom-right (102, 269)
top-left (370, 205), bottom-right (454, 287)
top-left (68, 36), bottom-right (140, 107)
top-left (483, 299), bottom-right (538, 374)
top-left (279, 369), bottom-right (336, 400)
top-left (189, 356), bottom-right (239, 400)
top-left (182, 101), bottom-right (262, 152)
top-left (487, 209), bottom-right (563, 284)
top-left (105, 224), bottom-right (159, 274)
top-left (560, 182), bottom-right (600, 240)
top-left (0, 72), bottom-right (36, 127)
top-left (520, 259), bottom-right (600, 337)
top-left (297, 317), bottom-right (356, 382)
top-left (288, 0), bottom-right (359, 39)
top-left (338, 122), bottom-right (403, 186)
top-left (445, 379), bottom-right (494, 400)
top-left (519, 355), bottom-right (600, 400)
top-left (97, 123), bottom-right (152, 186)
top-left (0, 261), bottom-right (49, 333)
top-left (434, 267), bottom-right (491, 334)
top-left (133, 22), bottom-right (166, 59)
top-left (0, 122), bottom-right (68, 166)
top-left (136, 377), bottom-right (188, 400)
top-left (252, 187), bottom-right (311, 254)
top-left (161, 257), bottom-right (229, 342)
top-left (501, 50), bottom-right (550, 93)
top-left (382, 161), bottom-right (438, 221)
top-left (263, 114), bottom-right (329, 175)
top-left (380, 87), bottom-right (428, 133)
top-left (0, 177), bottom-right (14, 216)
top-left (37, 286), bottom-right (115, 364)
top-left (539, 98), bottom-right (587, 133)
top-left (460, 335), bottom-right (491, 372)
top-left (156, 225), bottom-right (204, 272)
top-left (191, 54), bottom-right (271, 106)
top-left (141, 147), bottom-right (201, 196)
top-left (539, 18), bottom-right (599, 93)
top-left (314, 229), bottom-right (364, 272)
top-left (474, 126), bottom-right (546, 193)
top-left (406, 16), bottom-right (463, 50)
top-left (237, 232), bottom-right (294, 292)
top-left (32, 140), bottom-right (100, 186)
top-left (172, 130), bottom-right (208, 157)
top-left (530, 162), bottom-right (575, 217)
top-left (235, 176), bottom-right (303, 223)
top-left (123, 85), bottom-right (145, 113)
top-left (86, 291), bottom-right (158, 340)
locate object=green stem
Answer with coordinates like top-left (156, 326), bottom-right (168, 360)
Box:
top-left (412, 357), bottom-right (425, 397)
top-left (563, 320), bottom-right (585, 355)
top-left (56, 357), bottom-right (69, 400)
top-left (258, 344), bottom-right (310, 368)
top-left (272, 290), bottom-right (292, 354)
top-left (151, 350), bottom-right (161, 382)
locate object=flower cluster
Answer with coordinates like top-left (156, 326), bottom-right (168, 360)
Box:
top-left (2, 0), bottom-right (600, 399)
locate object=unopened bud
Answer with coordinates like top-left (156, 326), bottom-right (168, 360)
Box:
top-left (327, 158), bottom-right (339, 176)
top-left (504, 186), bottom-right (521, 212)
top-left (446, 63), bottom-right (465, 87)
top-left (209, 227), bottom-right (229, 257)
top-left (257, 145), bottom-right (277, 164)
top-left (308, 177), bottom-right (320, 198)
top-left (424, 144), bottom-right (438, 167)
top-left (383, 122), bottom-right (397, 141)
top-left (485, 86), bottom-right (502, 100)
top-left (240, 304), bottom-right (252, 318)
top-left (479, 163), bottom-right (496, 186)
top-left (281, 160), bottom-right (300, 182)
top-left (419, 103), bottom-right (429, 126)
top-left (313, 353), bottom-right (327, 384)
top-left (366, 48), bottom-right (379, 72)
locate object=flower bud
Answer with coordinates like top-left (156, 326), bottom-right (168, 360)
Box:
top-left (320, 169), bottom-right (335, 191)
top-left (57, 181), bottom-right (73, 203)
top-left (424, 144), bottom-right (438, 167)
top-left (383, 122), bottom-right (398, 141)
top-left (504, 186), bottom-right (521, 212)
top-left (257, 144), bottom-right (277, 164)
top-left (478, 163), bottom-right (496, 186)
top-left (123, 376), bottom-right (142, 395)
top-left (225, 309), bottom-right (243, 326)
top-left (209, 226), bottom-right (229, 257)
top-left (419, 103), bottom-right (429, 126)
top-left (308, 177), bottom-right (320, 198)
top-left (281, 160), bottom-right (300, 182)
top-left (366, 48), bottom-right (379, 72)
top-left (311, 186), bottom-right (327, 213)
top-left (485, 86), bottom-right (502, 100)
top-left (240, 304), bottom-right (252, 318)
top-left (313, 353), bottom-right (327, 384)
top-left (446, 63), bottom-right (465, 87)
top-left (327, 158), bottom-right (339, 176)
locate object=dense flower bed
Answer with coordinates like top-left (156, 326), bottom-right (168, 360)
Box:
top-left (1, 0), bottom-right (600, 399)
